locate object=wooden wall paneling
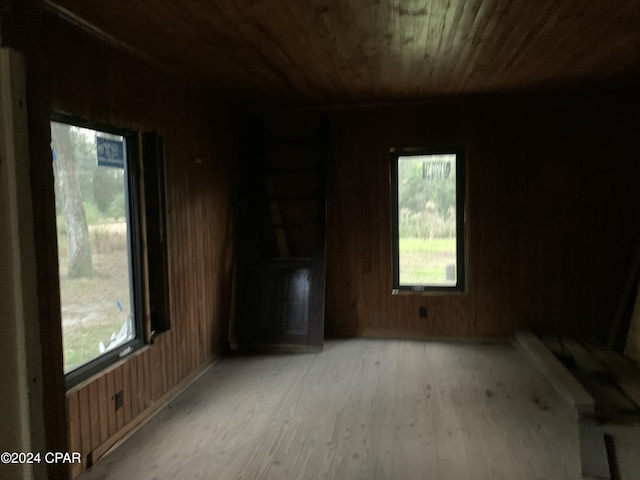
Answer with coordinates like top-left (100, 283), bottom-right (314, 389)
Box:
top-left (377, 134), bottom-right (392, 331)
top-left (492, 128), bottom-right (509, 332)
top-left (203, 169), bottom-right (214, 353)
top-left (106, 371), bottom-right (116, 439)
top-left (372, 131), bottom-right (388, 331)
top-left (159, 335), bottom-right (169, 395)
top-left (97, 376), bottom-right (109, 445)
top-left (452, 290), bottom-right (465, 335)
top-left (129, 355), bottom-right (139, 420)
top-left (510, 110), bottom-right (533, 330)
top-left (185, 169), bottom-right (196, 366)
top-left (370, 115), bottom-right (386, 331)
top-left (196, 188), bottom-right (206, 365)
top-left (440, 297), bottom-right (452, 335)
top-left (167, 160), bottom-right (182, 385)
top-left (410, 296), bottom-right (421, 333)
top-left (206, 158), bottom-right (216, 353)
top-left (199, 174), bottom-right (208, 359)
top-left (324, 120), bottom-right (342, 334)
top-left (180, 210), bottom-right (189, 369)
top-left (167, 145), bottom-right (182, 378)
top-left (583, 148), bottom-right (604, 333)
top-left (324, 182), bottom-right (344, 333)
top-left (78, 388), bottom-right (91, 463)
top-left (166, 329), bottom-right (175, 393)
top-left (476, 186), bottom-right (493, 335)
top-left (50, 33), bottom-right (237, 471)
top-left (176, 236), bottom-right (185, 379)
top-left (358, 141), bottom-right (374, 329)
top-left (114, 367), bottom-right (124, 431)
top-left (186, 170), bottom-right (196, 376)
top-left (158, 335), bottom-right (166, 398)
top-left (122, 360), bottom-right (131, 425)
top-left (313, 91), bottom-right (640, 340)
top-left (168, 303), bottom-right (176, 391)
top-left (342, 113), bottom-right (366, 334)
top-left (504, 126), bottom-right (525, 333)
top-left (209, 196), bottom-right (220, 353)
top-left (439, 297), bottom-right (451, 334)
top-left (165, 333), bottom-right (172, 393)
top-left (143, 349), bottom-right (151, 411)
top-left (155, 339), bottom-right (162, 400)
top-left (173, 293), bottom-right (180, 385)
top-left (150, 340), bottom-right (160, 402)
top-left (135, 353), bottom-right (144, 415)
top-left (66, 391), bottom-right (82, 478)
top-left (88, 381), bottom-right (101, 449)
top-left (168, 155), bottom-right (181, 381)
top-left (186, 168), bottom-right (195, 368)
top-left (345, 161), bottom-right (365, 331)
top-left (137, 353), bottom-right (145, 414)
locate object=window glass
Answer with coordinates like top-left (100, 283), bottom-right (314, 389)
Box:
top-left (391, 150), bottom-right (465, 291)
top-left (51, 121), bottom-right (136, 373)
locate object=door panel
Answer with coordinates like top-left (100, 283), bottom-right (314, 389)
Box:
top-left (236, 116), bottom-right (327, 351)
top-left (281, 268), bottom-right (310, 336)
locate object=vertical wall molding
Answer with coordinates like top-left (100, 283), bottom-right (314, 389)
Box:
top-left (0, 47), bottom-right (48, 480)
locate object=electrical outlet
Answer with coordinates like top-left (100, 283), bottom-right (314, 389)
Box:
top-left (419, 306), bottom-right (427, 318)
top-left (114, 390), bottom-right (124, 411)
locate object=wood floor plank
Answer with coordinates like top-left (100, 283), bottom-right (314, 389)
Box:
top-left (77, 339), bottom-right (582, 480)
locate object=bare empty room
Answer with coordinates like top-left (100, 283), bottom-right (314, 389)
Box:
top-left (1, 1), bottom-right (640, 479)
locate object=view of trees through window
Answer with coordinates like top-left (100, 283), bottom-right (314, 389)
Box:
top-left (51, 121), bottom-right (135, 373)
top-left (397, 153), bottom-right (458, 286)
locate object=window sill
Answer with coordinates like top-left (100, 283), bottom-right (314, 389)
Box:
top-left (66, 343), bottom-right (151, 394)
top-left (391, 288), bottom-right (467, 296)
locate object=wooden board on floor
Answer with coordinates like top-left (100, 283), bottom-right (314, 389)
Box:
top-left (624, 284), bottom-right (640, 364)
top-left (589, 347), bottom-right (640, 409)
top-left (514, 331), bottom-right (595, 416)
top-left (562, 339), bottom-right (609, 377)
top-left (579, 422), bottom-right (610, 480)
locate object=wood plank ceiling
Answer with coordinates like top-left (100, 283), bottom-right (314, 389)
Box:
top-left (47, 0), bottom-right (640, 104)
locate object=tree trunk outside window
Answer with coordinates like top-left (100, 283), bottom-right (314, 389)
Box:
top-left (51, 122), bottom-right (93, 278)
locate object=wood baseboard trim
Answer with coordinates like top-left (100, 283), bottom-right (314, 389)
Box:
top-left (86, 355), bottom-right (218, 470)
top-left (324, 327), bottom-right (359, 338)
top-left (337, 328), bottom-right (508, 343)
top-left (326, 326), bottom-right (510, 341)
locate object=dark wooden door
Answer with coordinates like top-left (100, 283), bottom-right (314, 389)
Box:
top-left (235, 116), bottom-right (327, 351)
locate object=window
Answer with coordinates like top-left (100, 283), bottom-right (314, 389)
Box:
top-left (51, 116), bottom-right (144, 387)
top-left (390, 148), bottom-right (465, 292)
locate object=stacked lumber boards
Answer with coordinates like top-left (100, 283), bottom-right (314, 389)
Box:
top-left (514, 331), bottom-right (640, 480)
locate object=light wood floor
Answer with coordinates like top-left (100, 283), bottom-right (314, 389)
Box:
top-left (79, 339), bottom-right (581, 480)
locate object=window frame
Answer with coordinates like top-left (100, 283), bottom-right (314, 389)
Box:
top-left (142, 132), bottom-right (170, 337)
top-left (51, 113), bottom-right (146, 389)
top-left (390, 147), bottom-right (466, 293)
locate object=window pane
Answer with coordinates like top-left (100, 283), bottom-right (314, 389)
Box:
top-left (51, 121), bottom-right (135, 373)
top-left (397, 153), bottom-right (457, 286)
